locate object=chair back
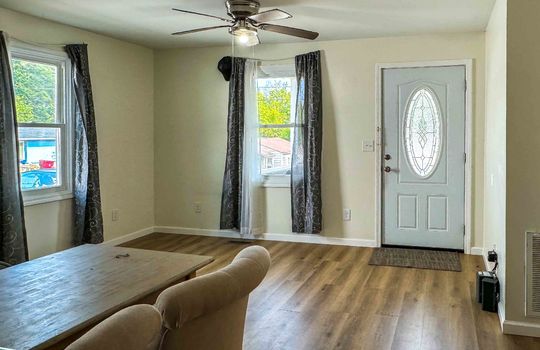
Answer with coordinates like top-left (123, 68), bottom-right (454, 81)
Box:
top-left (66, 304), bottom-right (162, 350)
top-left (155, 245), bottom-right (271, 350)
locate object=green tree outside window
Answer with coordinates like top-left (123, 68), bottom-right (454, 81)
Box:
top-left (257, 80), bottom-right (291, 140)
top-left (12, 58), bottom-right (56, 123)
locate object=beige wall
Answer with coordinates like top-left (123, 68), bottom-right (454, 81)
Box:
top-left (505, 0), bottom-right (540, 325)
top-left (1, 8), bottom-right (489, 259)
top-left (483, 0), bottom-right (507, 317)
top-left (154, 33), bottom-right (486, 246)
top-left (0, 8), bottom-right (155, 258)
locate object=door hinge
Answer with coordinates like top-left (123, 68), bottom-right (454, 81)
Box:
top-left (465, 80), bottom-right (467, 92)
top-left (463, 225), bottom-right (466, 236)
top-left (464, 153), bottom-right (467, 163)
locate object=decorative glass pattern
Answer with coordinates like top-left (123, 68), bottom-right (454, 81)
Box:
top-left (404, 88), bottom-right (442, 177)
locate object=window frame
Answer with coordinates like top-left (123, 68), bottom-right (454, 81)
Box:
top-left (256, 68), bottom-right (298, 188)
top-left (10, 41), bottom-right (74, 206)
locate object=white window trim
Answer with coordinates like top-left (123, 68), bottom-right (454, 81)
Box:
top-left (10, 41), bottom-right (74, 206)
top-left (263, 175), bottom-right (290, 188)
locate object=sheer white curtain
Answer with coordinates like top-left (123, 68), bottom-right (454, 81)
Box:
top-left (240, 60), bottom-right (264, 237)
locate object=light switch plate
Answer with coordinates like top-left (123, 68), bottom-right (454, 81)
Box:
top-left (343, 209), bottom-right (351, 221)
top-left (362, 140), bottom-right (374, 152)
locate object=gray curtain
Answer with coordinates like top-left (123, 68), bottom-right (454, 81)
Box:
top-left (220, 57), bottom-right (246, 230)
top-left (0, 31), bottom-right (28, 264)
top-left (291, 51), bottom-right (323, 234)
top-left (65, 44), bottom-right (104, 245)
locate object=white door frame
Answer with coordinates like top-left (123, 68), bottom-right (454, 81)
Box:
top-left (375, 59), bottom-right (473, 254)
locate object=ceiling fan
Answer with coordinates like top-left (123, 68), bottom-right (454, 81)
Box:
top-left (171, 0), bottom-right (319, 46)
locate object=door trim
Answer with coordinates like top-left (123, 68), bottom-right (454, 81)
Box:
top-left (375, 60), bottom-right (473, 254)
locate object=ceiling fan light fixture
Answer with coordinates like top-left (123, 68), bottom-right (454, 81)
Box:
top-left (230, 26), bottom-right (259, 46)
top-left (171, 0), bottom-right (319, 43)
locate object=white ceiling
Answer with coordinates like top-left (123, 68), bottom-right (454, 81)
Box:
top-left (0, 0), bottom-right (496, 49)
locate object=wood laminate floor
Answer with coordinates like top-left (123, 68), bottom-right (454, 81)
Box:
top-left (121, 233), bottom-right (540, 350)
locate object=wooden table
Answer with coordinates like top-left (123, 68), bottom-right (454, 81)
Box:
top-left (0, 244), bottom-right (213, 350)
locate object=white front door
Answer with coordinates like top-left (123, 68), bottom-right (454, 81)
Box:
top-left (382, 66), bottom-right (466, 250)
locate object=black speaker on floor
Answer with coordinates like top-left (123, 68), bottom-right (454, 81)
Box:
top-left (481, 276), bottom-right (499, 313)
top-left (476, 271), bottom-right (493, 303)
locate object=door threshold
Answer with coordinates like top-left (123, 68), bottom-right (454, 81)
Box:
top-left (381, 244), bottom-right (464, 254)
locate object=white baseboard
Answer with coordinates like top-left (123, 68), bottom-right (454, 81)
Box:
top-left (153, 226), bottom-right (378, 248)
top-left (103, 226), bottom-right (155, 246)
top-left (262, 232), bottom-right (378, 247)
top-left (105, 226), bottom-right (487, 252)
top-left (111, 226), bottom-right (489, 251)
top-left (470, 247), bottom-right (484, 256)
top-left (155, 226), bottom-right (240, 239)
top-left (503, 318), bottom-right (540, 337)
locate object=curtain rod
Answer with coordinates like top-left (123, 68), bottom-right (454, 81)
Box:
top-left (234, 50), bottom-right (321, 62)
top-left (244, 56), bottom-right (296, 62)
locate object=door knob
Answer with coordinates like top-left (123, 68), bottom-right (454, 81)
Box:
top-left (384, 166), bottom-right (392, 173)
top-left (384, 154), bottom-right (391, 160)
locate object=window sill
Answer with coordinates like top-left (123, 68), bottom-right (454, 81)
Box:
top-left (23, 191), bottom-right (73, 207)
top-left (263, 176), bottom-right (290, 188)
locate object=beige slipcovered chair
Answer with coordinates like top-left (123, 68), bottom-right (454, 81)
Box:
top-left (155, 245), bottom-right (271, 350)
top-left (66, 304), bottom-right (162, 350)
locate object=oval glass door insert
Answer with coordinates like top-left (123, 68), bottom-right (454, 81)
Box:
top-left (404, 87), bottom-right (442, 177)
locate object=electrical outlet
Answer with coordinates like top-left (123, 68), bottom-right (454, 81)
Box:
top-left (343, 209), bottom-right (351, 221)
top-left (194, 202), bottom-right (202, 214)
top-left (112, 209), bottom-right (120, 222)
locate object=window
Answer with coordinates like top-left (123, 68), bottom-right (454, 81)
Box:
top-left (257, 64), bottom-right (297, 183)
top-left (11, 43), bottom-right (73, 205)
top-left (404, 87), bottom-right (442, 178)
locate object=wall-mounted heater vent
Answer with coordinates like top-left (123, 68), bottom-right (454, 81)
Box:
top-left (526, 232), bottom-right (540, 317)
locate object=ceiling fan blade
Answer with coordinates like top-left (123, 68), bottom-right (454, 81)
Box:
top-left (172, 8), bottom-right (234, 23)
top-left (171, 25), bottom-right (232, 36)
top-left (259, 24), bottom-right (319, 40)
top-left (248, 9), bottom-right (292, 23)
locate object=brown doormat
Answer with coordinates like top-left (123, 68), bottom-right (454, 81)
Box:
top-left (368, 247), bottom-right (462, 272)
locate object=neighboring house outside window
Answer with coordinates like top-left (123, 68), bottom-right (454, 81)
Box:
top-left (260, 137), bottom-right (291, 172)
top-left (256, 63), bottom-right (297, 187)
top-left (11, 42), bottom-right (74, 205)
